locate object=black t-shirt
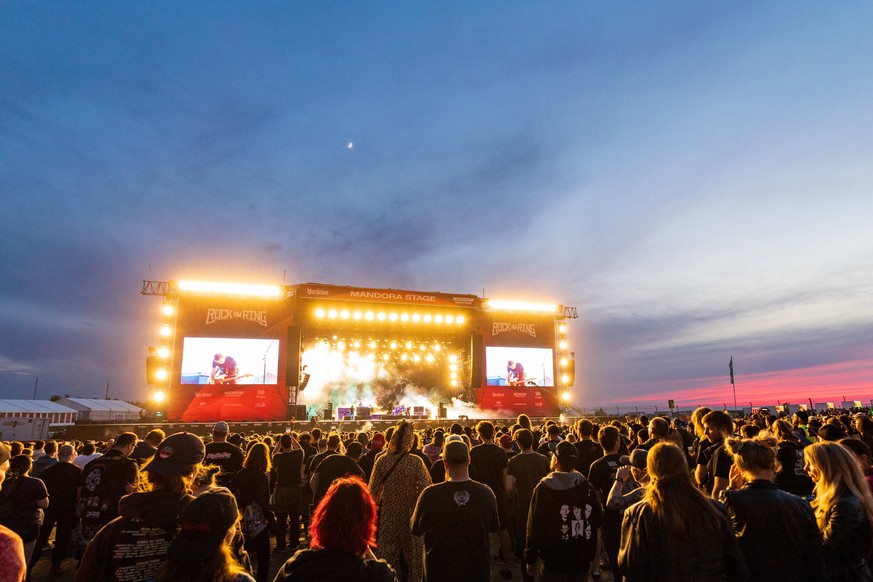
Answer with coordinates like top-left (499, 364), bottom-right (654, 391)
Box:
top-left (0, 475), bottom-right (48, 542)
top-left (701, 440), bottom-right (732, 492)
top-left (536, 439), bottom-right (562, 459)
top-left (80, 450), bottom-right (139, 539)
top-left (273, 449), bottom-right (304, 486)
top-left (469, 443), bottom-right (508, 495)
top-left (507, 452), bottom-right (550, 510)
top-left (204, 441), bottom-right (244, 477)
top-left (313, 455), bottom-right (364, 505)
top-left (429, 459), bottom-right (447, 484)
top-left (587, 453), bottom-right (623, 509)
top-left (411, 480), bottom-right (499, 582)
top-left (39, 461), bottom-right (82, 514)
top-left (574, 440), bottom-right (604, 477)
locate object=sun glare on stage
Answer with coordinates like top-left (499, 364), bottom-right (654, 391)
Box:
top-left (177, 280), bottom-right (282, 298)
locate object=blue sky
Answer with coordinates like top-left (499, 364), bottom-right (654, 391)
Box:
top-left (2, 2), bottom-right (872, 408)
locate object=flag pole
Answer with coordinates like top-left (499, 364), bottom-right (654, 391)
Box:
top-left (729, 356), bottom-right (737, 411)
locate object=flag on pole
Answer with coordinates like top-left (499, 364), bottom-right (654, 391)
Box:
top-left (729, 356), bottom-right (735, 385)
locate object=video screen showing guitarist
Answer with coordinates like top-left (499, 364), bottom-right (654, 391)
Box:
top-left (210, 353), bottom-right (240, 384)
top-left (507, 359), bottom-right (527, 386)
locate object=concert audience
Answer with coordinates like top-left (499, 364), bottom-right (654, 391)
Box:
top-left (230, 442), bottom-right (273, 582)
top-left (30, 444), bottom-right (80, 576)
top-left (271, 433), bottom-right (305, 551)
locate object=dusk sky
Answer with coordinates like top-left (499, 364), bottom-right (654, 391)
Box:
top-left (2, 3), bottom-right (872, 410)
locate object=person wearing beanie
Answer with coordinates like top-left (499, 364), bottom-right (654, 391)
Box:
top-left (77, 432), bottom-right (205, 582)
top-left (525, 441), bottom-right (602, 580)
top-left (157, 488), bottom-right (254, 582)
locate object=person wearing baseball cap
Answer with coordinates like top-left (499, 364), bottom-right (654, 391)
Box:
top-left (606, 448), bottom-right (649, 513)
top-left (159, 488), bottom-right (255, 581)
top-left (525, 441), bottom-right (602, 579)
top-left (205, 421), bottom-right (244, 486)
top-left (78, 432), bottom-right (206, 582)
top-left (412, 434), bottom-right (499, 582)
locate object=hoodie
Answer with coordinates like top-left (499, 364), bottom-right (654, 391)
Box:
top-left (525, 470), bottom-right (602, 573)
top-left (76, 490), bottom-right (194, 582)
top-left (273, 548), bottom-right (396, 582)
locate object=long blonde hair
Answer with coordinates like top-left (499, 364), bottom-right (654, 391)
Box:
top-left (691, 407), bottom-right (712, 440)
top-left (644, 443), bottom-right (721, 540)
top-left (804, 441), bottom-right (873, 533)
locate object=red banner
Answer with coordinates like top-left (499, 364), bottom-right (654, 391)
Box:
top-left (178, 384), bottom-right (288, 422)
top-left (475, 386), bottom-right (560, 417)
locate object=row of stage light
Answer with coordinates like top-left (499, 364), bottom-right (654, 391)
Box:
top-left (312, 307), bottom-right (467, 326)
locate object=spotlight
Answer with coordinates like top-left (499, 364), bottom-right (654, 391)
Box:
top-left (390, 341), bottom-right (398, 349)
top-left (560, 357), bottom-right (569, 367)
top-left (353, 311), bottom-right (363, 320)
top-left (405, 341), bottom-right (413, 350)
top-left (160, 325), bottom-right (171, 337)
top-left (400, 313), bottom-right (410, 322)
top-left (156, 368), bottom-right (168, 381)
top-left (559, 340), bottom-right (567, 350)
top-left (369, 340), bottom-right (377, 349)
top-left (153, 390), bottom-right (166, 403)
top-left (423, 314), bottom-right (432, 323)
top-left (340, 310), bottom-right (350, 319)
top-left (411, 314), bottom-right (421, 323)
top-left (328, 309), bottom-right (338, 319)
top-left (558, 324), bottom-right (567, 334)
top-left (413, 354), bottom-right (421, 362)
top-left (561, 374), bottom-right (570, 384)
top-left (561, 391), bottom-right (571, 402)
top-left (445, 315), bottom-right (454, 324)
top-left (456, 315), bottom-right (465, 325)
top-left (377, 312), bottom-right (386, 321)
top-left (449, 354), bottom-right (458, 363)
top-left (158, 346), bottom-right (170, 359)
top-left (162, 304), bottom-right (174, 316)
top-left (426, 354), bottom-right (435, 363)
top-left (389, 313), bottom-right (398, 321)
top-left (315, 308), bottom-right (325, 318)
top-left (365, 311), bottom-right (375, 321)
top-left (435, 315), bottom-right (443, 323)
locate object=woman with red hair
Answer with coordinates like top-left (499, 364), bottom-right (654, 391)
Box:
top-left (274, 476), bottom-right (396, 581)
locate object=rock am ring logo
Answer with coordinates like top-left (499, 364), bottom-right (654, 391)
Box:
top-left (492, 322), bottom-right (536, 338)
top-left (206, 308), bottom-right (268, 327)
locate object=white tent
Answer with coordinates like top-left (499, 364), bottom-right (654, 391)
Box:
top-left (0, 400), bottom-right (78, 426)
top-left (56, 398), bottom-right (144, 422)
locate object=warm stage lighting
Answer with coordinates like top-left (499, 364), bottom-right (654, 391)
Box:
top-left (560, 357), bottom-right (568, 367)
top-left (400, 313), bottom-right (410, 322)
top-left (435, 315), bottom-right (443, 323)
top-left (426, 353), bottom-right (435, 363)
top-left (365, 311), bottom-right (375, 321)
top-left (340, 310), bottom-right (350, 319)
top-left (328, 309), bottom-right (338, 319)
top-left (558, 324), bottom-right (567, 334)
top-left (561, 374), bottom-right (570, 384)
top-left (153, 390), bottom-right (166, 403)
top-left (486, 299), bottom-right (557, 314)
top-left (449, 354), bottom-right (458, 363)
top-left (155, 368), bottom-right (168, 381)
top-left (377, 312), bottom-right (386, 321)
top-left (456, 315), bottom-right (465, 325)
top-left (158, 346), bottom-right (170, 359)
top-left (559, 340), bottom-right (567, 350)
top-left (389, 313), bottom-right (398, 321)
top-left (315, 308), bottom-right (325, 319)
top-left (561, 391), bottom-right (571, 402)
top-left (160, 325), bottom-right (171, 337)
top-left (162, 304), bottom-right (174, 316)
top-left (411, 314), bottom-right (421, 323)
top-left (353, 311), bottom-right (363, 320)
top-left (423, 314), bottom-right (432, 323)
top-left (445, 315), bottom-right (454, 324)
top-left (178, 281), bottom-right (281, 298)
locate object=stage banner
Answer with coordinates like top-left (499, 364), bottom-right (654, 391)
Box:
top-left (485, 314), bottom-right (556, 348)
top-left (293, 283), bottom-right (481, 309)
top-left (179, 385), bottom-right (289, 422)
top-left (475, 386), bottom-right (560, 416)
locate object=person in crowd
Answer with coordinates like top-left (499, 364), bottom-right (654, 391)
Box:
top-left (206, 422), bottom-right (244, 486)
top-left (72, 441), bottom-right (101, 469)
top-left (690, 406), bottom-right (713, 484)
top-left (77, 432), bottom-right (205, 582)
top-left (132, 429), bottom-right (165, 467)
top-left (30, 444), bottom-right (81, 576)
top-left (78, 431), bottom-right (139, 548)
top-left (311, 441), bottom-right (365, 508)
top-left (698, 410), bottom-right (735, 498)
top-left (619, 443), bottom-right (746, 581)
top-left (498, 433), bottom-right (517, 459)
top-left (525, 441), bottom-right (602, 581)
top-left (412, 436), bottom-right (499, 582)
top-left (720, 435), bottom-right (824, 581)
top-left (230, 442), bottom-right (273, 582)
top-left (0, 443), bottom-right (26, 582)
top-left (31, 440), bottom-right (58, 478)
top-left (771, 419), bottom-right (815, 496)
top-left (410, 433), bottom-right (433, 471)
top-left (158, 488), bottom-right (255, 582)
top-left (506, 428), bottom-right (550, 582)
top-left (360, 433), bottom-right (386, 482)
top-left (818, 423), bottom-right (848, 443)
top-left (587, 425), bottom-right (626, 577)
top-left (839, 438), bottom-right (873, 494)
top-left (274, 476), bottom-right (396, 581)
top-left (422, 430), bottom-right (443, 464)
top-left (804, 441), bottom-right (873, 581)
top-left (308, 433), bottom-right (343, 480)
top-left (0, 454), bottom-right (48, 573)
top-left (856, 415), bottom-right (873, 453)
top-left (369, 420), bottom-right (430, 582)
top-left (574, 419), bottom-right (603, 478)
top-left (272, 433), bottom-right (305, 551)
top-left (193, 464), bottom-right (224, 496)
top-left (469, 420), bottom-right (513, 578)
top-left (535, 424), bottom-right (564, 457)
top-left (30, 441), bottom-right (45, 461)
top-left (606, 448), bottom-right (649, 512)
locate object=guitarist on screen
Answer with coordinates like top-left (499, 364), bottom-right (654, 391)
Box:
top-left (210, 353), bottom-right (240, 384)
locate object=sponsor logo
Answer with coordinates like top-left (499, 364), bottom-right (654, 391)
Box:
top-left (349, 291), bottom-right (437, 302)
top-left (205, 308), bottom-right (268, 327)
top-left (492, 322), bottom-right (537, 337)
top-left (306, 287), bottom-right (330, 296)
top-left (452, 297), bottom-right (476, 305)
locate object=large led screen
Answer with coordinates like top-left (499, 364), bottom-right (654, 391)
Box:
top-left (485, 346), bottom-right (554, 387)
top-left (180, 337), bottom-right (280, 385)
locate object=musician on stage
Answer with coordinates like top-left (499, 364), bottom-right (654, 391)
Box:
top-left (209, 353), bottom-right (239, 384)
top-left (507, 359), bottom-right (527, 386)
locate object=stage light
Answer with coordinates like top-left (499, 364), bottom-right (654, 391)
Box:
top-left (369, 340), bottom-right (377, 349)
top-left (353, 340), bottom-right (361, 349)
top-left (558, 324), bottom-right (567, 334)
top-left (153, 390), bottom-right (166, 403)
top-left (450, 363), bottom-right (458, 371)
top-left (390, 341), bottom-right (398, 349)
top-left (456, 315), bottom-right (465, 325)
top-left (405, 341), bottom-right (413, 350)
top-left (162, 303), bottom-right (174, 316)
top-left (315, 308), bottom-right (325, 319)
top-left (400, 313), bottom-right (410, 322)
top-left (337, 341), bottom-right (346, 351)
top-left (561, 391), bottom-right (571, 402)
top-left (353, 311), bottom-right (363, 320)
top-left (160, 325), bottom-right (171, 337)
top-left (365, 311), bottom-right (375, 321)
top-left (449, 354), bottom-right (458, 363)
top-left (426, 353), bottom-right (435, 363)
top-left (561, 374), bottom-right (570, 384)
top-left (435, 315), bottom-right (443, 323)
top-left (413, 354), bottom-right (421, 362)
top-left (178, 281), bottom-right (281, 298)
top-left (445, 315), bottom-right (454, 324)
top-left (450, 380), bottom-right (457, 387)
top-left (419, 344), bottom-right (426, 351)
top-left (383, 354), bottom-right (390, 361)
top-left (433, 344), bottom-right (441, 351)
top-left (340, 310), bottom-right (350, 320)
top-left (328, 309), bottom-right (338, 319)
top-left (401, 353), bottom-right (408, 362)
top-left (411, 314), bottom-right (421, 323)
top-left (158, 346), bottom-right (170, 359)
top-left (377, 312), bottom-right (386, 321)
top-left (560, 357), bottom-right (569, 367)
top-left (156, 368), bottom-right (168, 381)
top-left (560, 340), bottom-right (569, 350)
top-left (486, 299), bottom-right (557, 314)
top-left (450, 371), bottom-right (457, 379)
top-left (389, 313), bottom-right (398, 322)
top-left (423, 314), bottom-right (432, 323)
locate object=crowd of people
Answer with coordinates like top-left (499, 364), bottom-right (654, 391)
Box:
top-left (1, 406), bottom-right (873, 581)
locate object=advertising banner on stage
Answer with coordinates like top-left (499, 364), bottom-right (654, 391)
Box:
top-left (294, 283), bottom-right (481, 309)
top-left (475, 386), bottom-right (559, 416)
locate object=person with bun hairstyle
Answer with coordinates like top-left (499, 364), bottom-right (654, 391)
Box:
top-left (804, 441), bottom-right (873, 581)
top-left (619, 443), bottom-right (746, 581)
top-left (720, 435), bottom-right (824, 581)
